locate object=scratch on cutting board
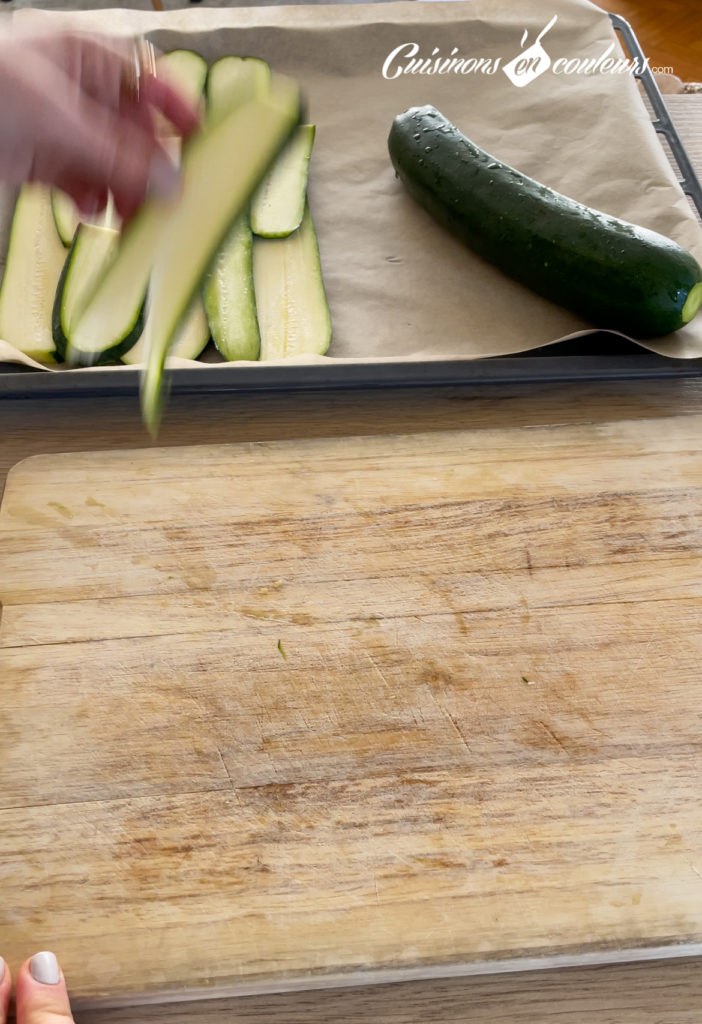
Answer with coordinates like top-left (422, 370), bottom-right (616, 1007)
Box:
top-left (215, 745), bottom-right (235, 789)
top-left (366, 653), bottom-right (390, 689)
top-left (537, 720), bottom-right (570, 755)
top-left (428, 689), bottom-right (472, 756)
top-left (691, 864), bottom-right (702, 882)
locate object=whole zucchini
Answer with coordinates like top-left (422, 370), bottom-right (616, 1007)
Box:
top-left (388, 106), bottom-right (702, 338)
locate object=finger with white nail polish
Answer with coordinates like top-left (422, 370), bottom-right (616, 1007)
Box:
top-left (29, 952), bottom-right (60, 986)
top-left (16, 951), bottom-right (74, 1024)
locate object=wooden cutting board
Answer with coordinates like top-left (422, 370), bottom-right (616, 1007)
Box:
top-left (2, 422), bottom-right (702, 1007)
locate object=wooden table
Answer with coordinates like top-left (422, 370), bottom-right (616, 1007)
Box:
top-left (2, 96), bottom-right (702, 1024)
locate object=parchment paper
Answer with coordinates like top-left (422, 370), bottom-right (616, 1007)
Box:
top-left (3, 0), bottom-right (702, 376)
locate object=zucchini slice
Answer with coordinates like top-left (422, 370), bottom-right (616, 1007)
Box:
top-left (51, 190), bottom-right (81, 247)
top-left (0, 184), bottom-right (67, 362)
top-left (206, 56), bottom-right (271, 122)
top-left (121, 48), bottom-right (212, 365)
top-left (157, 49), bottom-right (208, 114)
top-left (52, 223), bottom-right (142, 363)
top-left (203, 215), bottom-right (260, 361)
top-left (65, 196), bottom-right (159, 365)
top-left (140, 73), bottom-right (301, 432)
top-left (251, 124), bottom-right (316, 238)
top-left (253, 201), bottom-right (331, 360)
top-left (123, 298), bottom-right (209, 364)
top-left (51, 190), bottom-right (119, 247)
top-left (388, 105), bottom-right (702, 338)
top-left (202, 56), bottom-right (264, 364)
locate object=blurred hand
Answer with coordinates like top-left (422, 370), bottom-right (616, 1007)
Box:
top-left (0, 29), bottom-right (200, 218)
top-left (1, 951), bottom-right (75, 1024)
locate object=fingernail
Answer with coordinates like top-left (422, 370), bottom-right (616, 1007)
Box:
top-left (147, 151), bottom-right (180, 200)
top-left (0, 956), bottom-right (5, 981)
top-left (29, 951), bottom-right (60, 985)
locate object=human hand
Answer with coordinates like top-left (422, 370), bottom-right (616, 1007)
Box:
top-left (1, 951), bottom-right (75, 1024)
top-left (0, 29), bottom-right (200, 218)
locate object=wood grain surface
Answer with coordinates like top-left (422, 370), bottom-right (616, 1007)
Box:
top-left (2, 381), bottom-right (702, 1021)
top-left (3, 402), bottom-right (702, 1011)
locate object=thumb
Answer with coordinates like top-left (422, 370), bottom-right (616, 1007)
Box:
top-left (15, 952), bottom-right (74, 1024)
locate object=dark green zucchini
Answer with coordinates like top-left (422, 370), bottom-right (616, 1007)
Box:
top-left (388, 105), bottom-right (702, 338)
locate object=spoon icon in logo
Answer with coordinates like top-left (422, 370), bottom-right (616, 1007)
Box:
top-left (503, 14), bottom-right (558, 87)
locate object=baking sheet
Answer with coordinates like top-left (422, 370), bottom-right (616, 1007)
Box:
top-left (2, 0), bottom-right (702, 385)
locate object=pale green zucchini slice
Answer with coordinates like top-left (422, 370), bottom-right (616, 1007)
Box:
top-left (52, 223), bottom-right (140, 363)
top-left (157, 49), bottom-right (208, 113)
top-left (51, 190), bottom-right (119, 247)
top-left (65, 195), bottom-right (166, 364)
top-left (251, 124), bottom-right (315, 238)
top-left (202, 55), bottom-right (266, 363)
top-left (51, 190), bottom-right (81, 247)
top-left (123, 298), bottom-right (209, 364)
top-left (140, 73), bottom-right (301, 432)
top-left (253, 202), bottom-right (331, 360)
top-left (64, 50), bottom-right (209, 365)
top-left (203, 216), bottom-right (260, 361)
top-left (121, 48), bottom-right (212, 366)
top-left (206, 56), bottom-right (271, 122)
top-left (0, 184), bottom-right (67, 362)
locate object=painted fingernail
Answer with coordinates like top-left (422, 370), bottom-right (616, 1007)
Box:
top-left (147, 151), bottom-right (180, 199)
top-left (29, 951), bottom-right (60, 985)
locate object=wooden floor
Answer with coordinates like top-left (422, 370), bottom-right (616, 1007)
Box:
top-left (594, 0), bottom-right (702, 83)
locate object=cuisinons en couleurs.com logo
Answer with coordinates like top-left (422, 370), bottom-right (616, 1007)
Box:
top-left (382, 15), bottom-right (654, 86)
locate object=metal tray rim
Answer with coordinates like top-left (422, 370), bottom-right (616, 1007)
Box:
top-left (3, 352), bottom-right (702, 400)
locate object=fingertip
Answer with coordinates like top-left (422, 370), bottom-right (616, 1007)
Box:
top-left (16, 952), bottom-right (73, 1023)
top-left (28, 951), bottom-right (60, 986)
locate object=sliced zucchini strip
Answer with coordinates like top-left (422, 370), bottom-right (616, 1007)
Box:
top-left (206, 56), bottom-right (271, 122)
top-left (0, 184), bottom-right (67, 362)
top-left (121, 48), bottom-right (212, 366)
top-left (51, 190), bottom-right (119, 247)
top-left (251, 124), bottom-right (315, 238)
top-left (123, 297), bottom-right (209, 364)
top-left (253, 201), bottom-right (331, 360)
top-left (51, 190), bottom-right (81, 247)
top-left (157, 49), bottom-right (208, 115)
top-left (66, 195), bottom-right (168, 364)
top-left (203, 215), bottom-right (260, 361)
top-left (140, 73), bottom-right (300, 433)
top-left (52, 223), bottom-right (140, 363)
